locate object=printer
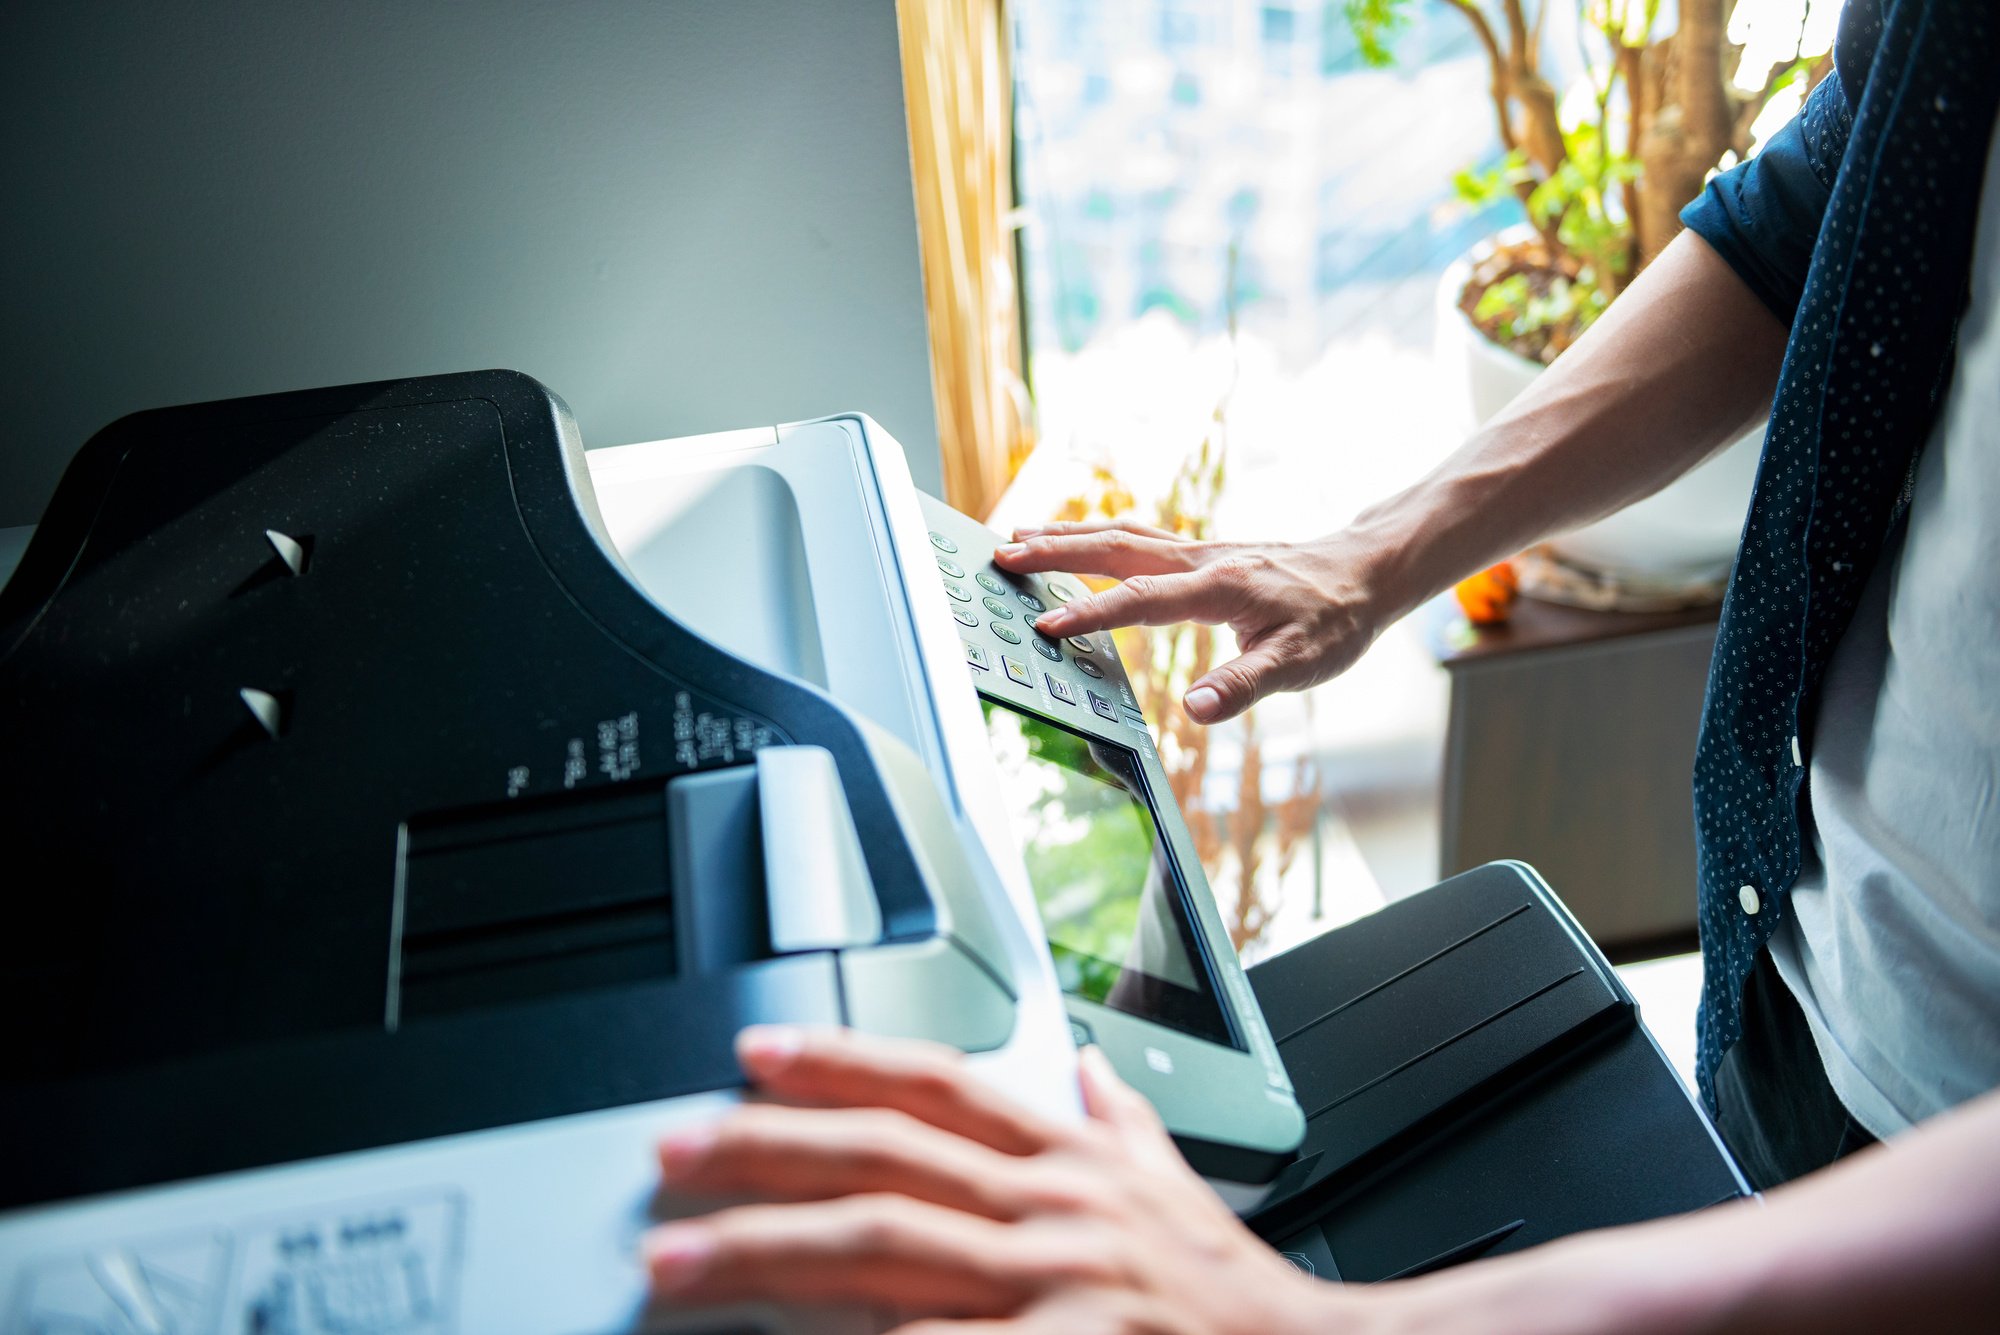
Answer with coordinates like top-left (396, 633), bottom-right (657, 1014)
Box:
top-left (0, 371), bottom-right (1744, 1333)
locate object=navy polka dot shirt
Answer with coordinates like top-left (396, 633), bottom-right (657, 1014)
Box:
top-left (1680, 0), bottom-right (2000, 1113)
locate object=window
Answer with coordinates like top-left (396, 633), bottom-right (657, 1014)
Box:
top-left (1006, 0), bottom-right (1510, 958)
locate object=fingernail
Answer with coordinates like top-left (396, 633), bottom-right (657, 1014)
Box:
top-left (1184, 685), bottom-right (1221, 721)
top-left (737, 1024), bottom-right (804, 1075)
top-left (1079, 1044), bottom-right (1115, 1082)
top-left (644, 1224), bottom-right (715, 1290)
top-left (1011, 527), bottom-right (1042, 539)
top-left (657, 1124), bottom-right (716, 1176)
top-left (995, 542), bottom-right (1026, 559)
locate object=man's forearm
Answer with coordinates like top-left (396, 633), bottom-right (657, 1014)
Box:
top-left (1352, 231), bottom-right (1790, 623)
top-left (1343, 1087), bottom-right (2000, 1335)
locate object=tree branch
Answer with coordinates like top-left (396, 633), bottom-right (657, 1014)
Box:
top-left (1442, 0), bottom-right (1519, 154)
top-left (1501, 0), bottom-right (1533, 69)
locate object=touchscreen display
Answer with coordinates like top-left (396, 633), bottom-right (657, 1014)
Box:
top-left (979, 698), bottom-right (1236, 1048)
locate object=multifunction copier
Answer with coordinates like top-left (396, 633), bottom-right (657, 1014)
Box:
top-left (0, 372), bottom-right (1746, 1334)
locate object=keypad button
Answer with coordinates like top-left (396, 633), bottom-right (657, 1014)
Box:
top-left (982, 596), bottom-right (1015, 620)
top-left (1088, 691), bottom-right (1118, 722)
top-left (1003, 655), bottom-right (1033, 686)
top-left (976, 572), bottom-right (1008, 596)
top-left (1048, 579), bottom-right (1079, 602)
top-left (1074, 657), bottom-right (1104, 679)
top-left (952, 606), bottom-right (979, 628)
top-left (991, 623), bottom-right (1022, 644)
top-left (1016, 590), bottom-right (1046, 613)
top-left (1045, 674), bottom-right (1078, 705)
top-left (929, 531), bottom-right (958, 554)
top-left (943, 581), bottom-right (972, 602)
top-left (936, 556), bottom-right (966, 578)
top-left (1065, 635), bottom-right (1096, 654)
top-left (965, 641), bottom-right (991, 671)
top-left (1031, 638), bottom-right (1062, 662)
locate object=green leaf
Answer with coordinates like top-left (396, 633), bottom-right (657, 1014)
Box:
top-left (1452, 149), bottom-right (1532, 208)
top-left (1344, 0), bottom-right (1413, 69)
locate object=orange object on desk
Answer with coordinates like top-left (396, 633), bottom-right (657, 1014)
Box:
top-left (1455, 561), bottom-right (1520, 626)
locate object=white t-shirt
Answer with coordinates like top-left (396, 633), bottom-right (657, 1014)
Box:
top-left (1769, 109), bottom-right (2000, 1140)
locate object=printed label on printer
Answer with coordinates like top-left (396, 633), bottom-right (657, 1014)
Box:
top-left (7, 1190), bottom-right (465, 1335)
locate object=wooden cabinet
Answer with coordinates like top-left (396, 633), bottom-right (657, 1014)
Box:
top-left (1431, 597), bottom-right (1720, 960)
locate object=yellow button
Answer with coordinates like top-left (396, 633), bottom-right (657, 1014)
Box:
top-left (1739, 884), bottom-right (1761, 915)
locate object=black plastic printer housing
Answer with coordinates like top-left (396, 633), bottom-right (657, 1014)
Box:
top-left (1246, 862), bottom-right (1748, 1282)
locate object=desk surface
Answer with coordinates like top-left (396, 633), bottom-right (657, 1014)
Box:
top-left (1429, 593), bottom-right (1722, 667)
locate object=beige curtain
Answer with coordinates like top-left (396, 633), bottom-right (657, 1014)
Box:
top-left (897, 0), bottom-right (1034, 520)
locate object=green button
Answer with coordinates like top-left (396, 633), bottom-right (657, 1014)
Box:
top-left (982, 596), bottom-right (1015, 620)
top-left (991, 622), bottom-right (1022, 644)
top-left (976, 572), bottom-right (1007, 596)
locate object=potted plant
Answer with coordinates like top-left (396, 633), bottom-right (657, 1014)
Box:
top-left (1044, 382), bottom-right (1324, 960)
top-left (1354, 0), bottom-right (1826, 596)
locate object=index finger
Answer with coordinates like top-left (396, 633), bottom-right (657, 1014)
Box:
top-left (735, 1026), bottom-right (1065, 1157)
top-left (1009, 519), bottom-right (1182, 543)
top-left (993, 529), bottom-right (1203, 581)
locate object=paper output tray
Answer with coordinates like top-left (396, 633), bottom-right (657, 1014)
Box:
top-left (1246, 862), bottom-right (1748, 1282)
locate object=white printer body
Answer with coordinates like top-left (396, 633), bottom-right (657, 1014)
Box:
top-left (0, 401), bottom-right (1301, 1335)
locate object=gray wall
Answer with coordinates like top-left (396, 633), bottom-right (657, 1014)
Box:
top-left (0, 1), bottom-right (941, 527)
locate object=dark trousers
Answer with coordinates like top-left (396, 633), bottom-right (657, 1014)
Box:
top-left (1711, 948), bottom-right (1877, 1191)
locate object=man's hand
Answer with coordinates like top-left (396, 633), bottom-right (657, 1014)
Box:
top-left (987, 235), bottom-right (1793, 730)
top-left (994, 521), bottom-right (1404, 724)
top-left (643, 1029), bottom-right (2000, 1334)
top-left (643, 1027), bottom-right (1350, 1333)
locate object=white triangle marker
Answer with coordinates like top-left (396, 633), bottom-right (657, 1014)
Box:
top-left (240, 687), bottom-right (284, 739)
top-left (264, 529), bottom-right (308, 575)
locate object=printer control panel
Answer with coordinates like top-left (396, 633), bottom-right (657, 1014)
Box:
top-left (917, 493), bottom-right (1304, 1186)
top-left (925, 526), bottom-right (1148, 737)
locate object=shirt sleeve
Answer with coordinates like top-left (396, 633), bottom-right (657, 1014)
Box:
top-left (1680, 72), bottom-right (1853, 327)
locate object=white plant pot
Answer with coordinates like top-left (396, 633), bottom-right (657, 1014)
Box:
top-left (1435, 242), bottom-right (1763, 586)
